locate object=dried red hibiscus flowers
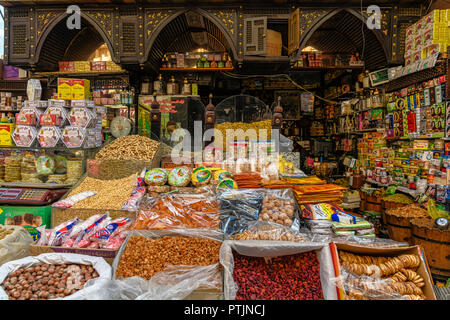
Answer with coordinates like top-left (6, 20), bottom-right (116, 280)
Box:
top-left (233, 251), bottom-right (324, 300)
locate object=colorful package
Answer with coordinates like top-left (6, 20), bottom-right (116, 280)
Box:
top-left (191, 167), bottom-right (212, 187)
top-left (144, 168), bottom-right (167, 186)
top-left (168, 166), bottom-right (191, 187)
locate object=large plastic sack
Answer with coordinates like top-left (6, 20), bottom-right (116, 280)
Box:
top-left (218, 188), bottom-right (301, 236)
top-left (109, 229), bottom-right (224, 300)
top-left (220, 240), bottom-right (338, 300)
top-left (0, 252), bottom-right (112, 300)
top-left (0, 226), bottom-right (34, 266)
top-left (133, 194), bottom-right (220, 230)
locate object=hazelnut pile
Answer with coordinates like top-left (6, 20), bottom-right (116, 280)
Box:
top-left (1, 263), bottom-right (99, 300)
top-left (258, 194), bottom-right (295, 227)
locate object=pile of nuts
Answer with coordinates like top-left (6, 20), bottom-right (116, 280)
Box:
top-left (0, 226), bottom-right (14, 240)
top-left (95, 135), bottom-right (160, 161)
top-left (233, 225), bottom-right (307, 242)
top-left (133, 195), bottom-right (220, 230)
top-left (233, 251), bottom-right (324, 300)
top-left (67, 174), bottom-right (137, 209)
top-left (116, 236), bottom-right (221, 280)
top-left (1, 263), bottom-right (99, 300)
top-left (258, 194), bottom-right (295, 226)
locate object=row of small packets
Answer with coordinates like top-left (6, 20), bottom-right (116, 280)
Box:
top-left (0, 155), bottom-right (82, 184)
top-left (16, 105), bottom-right (100, 128)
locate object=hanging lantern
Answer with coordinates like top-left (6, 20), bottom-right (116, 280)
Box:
top-left (272, 96), bottom-right (283, 127)
top-left (205, 93), bottom-right (215, 127)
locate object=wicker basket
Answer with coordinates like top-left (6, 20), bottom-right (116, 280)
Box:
top-left (29, 244), bottom-right (118, 265)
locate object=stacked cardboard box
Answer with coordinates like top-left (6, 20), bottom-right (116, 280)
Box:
top-left (405, 9), bottom-right (450, 65)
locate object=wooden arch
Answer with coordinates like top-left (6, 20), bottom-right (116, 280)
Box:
top-left (34, 11), bottom-right (117, 65)
top-left (298, 8), bottom-right (390, 63)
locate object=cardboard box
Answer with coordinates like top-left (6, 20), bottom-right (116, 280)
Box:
top-left (0, 206), bottom-right (52, 241)
top-left (330, 243), bottom-right (437, 300)
top-left (71, 79), bottom-right (90, 100)
top-left (29, 244), bottom-right (119, 265)
top-left (221, 240), bottom-right (339, 300)
top-left (264, 29), bottom-right (282, 56)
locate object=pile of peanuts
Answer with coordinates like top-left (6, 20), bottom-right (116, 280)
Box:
top-left (116, 236), bottom-right (221, 280)
top-left (1, 263), bottom-right (99, 300)
top-left (95, 135), bottom-right (160, 161)
top-left (258, 194), bottom-right (295, 227)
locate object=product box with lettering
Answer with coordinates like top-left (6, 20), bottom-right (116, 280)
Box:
top-left (71, 79), bottom-right (91, 100)
top-left (57, 78), bottom-right (73, 100)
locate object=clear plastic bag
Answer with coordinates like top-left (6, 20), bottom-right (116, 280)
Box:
top-left (218, 188), bottom-right (301, 236)
top-left (333, 250), bottom-right (427, 300)
top-left (0, 226), bottom-right (34, 265)
top-left (331, 269), bottom-right (427, 300)
top-left (133, 193), bottom-right (220, 230)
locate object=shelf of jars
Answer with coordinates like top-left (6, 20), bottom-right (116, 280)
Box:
top-left (160, 51), bottom-right (234, 70)
top-left (159, 67), bottom-right (234, 72)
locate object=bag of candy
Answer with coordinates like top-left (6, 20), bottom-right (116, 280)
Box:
top-left (72, 215), bottom-right (111, 248)
top-left (47, 218), bottom-right (79, 246)
top-left (89, 217), bottom-right (131, 248)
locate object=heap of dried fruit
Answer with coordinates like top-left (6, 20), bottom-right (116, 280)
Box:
top-left (116, 236), bottom-right (221, 280)
top-left (1, 263), bottom-right (99, 300)
top-left (233, 251), bottom-right (324, 300)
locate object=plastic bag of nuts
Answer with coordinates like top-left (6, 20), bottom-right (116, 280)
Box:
top-left (218, 188), bottom-right (301, 236)
top-left (0, 253), bottom-right (112, 300)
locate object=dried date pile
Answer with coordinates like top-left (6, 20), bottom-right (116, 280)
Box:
top-left (233, 251), bottom-right (324, 300)
top-left (116, 236), bottom-right (221, 280)
top-left (1, 263), bottom-right (99, 300)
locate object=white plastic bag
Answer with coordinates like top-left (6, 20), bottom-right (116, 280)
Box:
top-left (0, 252), bottom-right (112, 300)
top-left (0, 226), bottom-right (34, 266)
